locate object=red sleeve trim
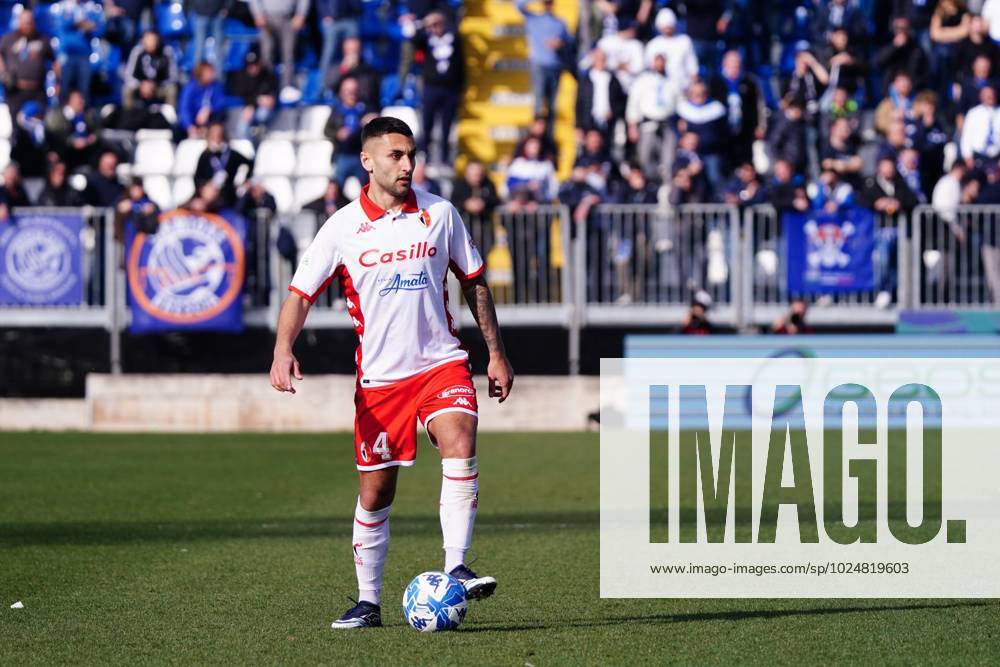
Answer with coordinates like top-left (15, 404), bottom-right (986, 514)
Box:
top-left (288, 285), bottom-right (315, 303)
top-left (288, 274), bottom-right (336, 304)
top-left (450, 262), bottom-right (485, 282)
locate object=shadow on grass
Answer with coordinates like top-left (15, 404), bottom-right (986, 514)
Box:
top-left (460, 601), bottom-right (999, 633)
top-left (0, 511), bottom-right (600, 547)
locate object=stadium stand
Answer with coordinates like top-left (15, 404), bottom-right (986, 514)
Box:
top-left (6, 0), bottom-right (1000, 376)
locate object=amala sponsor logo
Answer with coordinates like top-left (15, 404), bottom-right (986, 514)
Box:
top-left (378, 270), bottom-right (429, 296)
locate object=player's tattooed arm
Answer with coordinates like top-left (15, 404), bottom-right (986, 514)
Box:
top-left (460, 274), bottom-right (503, 354)
top-left (461, 274), bottom-right (514, 402)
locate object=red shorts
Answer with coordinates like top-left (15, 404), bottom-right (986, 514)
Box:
top-left (353, 359), bottom-right (479, 471)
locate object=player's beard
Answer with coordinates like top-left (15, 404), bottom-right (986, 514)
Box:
top-left (377, 172), bottom-right (412, 200)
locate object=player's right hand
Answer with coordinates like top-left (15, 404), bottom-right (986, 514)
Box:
top-left (487, 354), bottom-right (514, 403)
top-left (270, 349), bottom-right (302, 394)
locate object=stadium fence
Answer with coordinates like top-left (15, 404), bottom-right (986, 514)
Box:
top-left (4, 204), bottom-right (1000, 374)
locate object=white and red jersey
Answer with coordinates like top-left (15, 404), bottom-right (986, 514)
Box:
top-left (289, 185), bottom-right (484, 387)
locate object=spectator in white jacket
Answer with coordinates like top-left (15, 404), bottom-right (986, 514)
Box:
top-left (626, 53), bottom-right (681, 179)
top-left (644, 8), bottom-right (698, 90)
top-left (932, 159), bottom-right (966, 231)
top-left (597, 24), bottom-right (645, 88)
top-left (960, 84), bottom-right (1000, 166)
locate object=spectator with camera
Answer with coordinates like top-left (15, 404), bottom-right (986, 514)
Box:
top-left (114, 177), bottom-right (160, 240)
top-left (772, 298), bottom-right (812, 335)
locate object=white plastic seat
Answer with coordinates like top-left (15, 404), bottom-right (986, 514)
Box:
top-left (295, 140), bottom-right (334, 177)
top-left (133, 139), bottom-right (175, 176)
top-left (69, 173), bottom-right (88, 192)
top-left (134, 128), bottom-right (173, 142)
top-left (224, 107), bottom-right (244, 139)
top-left (172, 176), bottom-right (195, 207)
top-left (381, 106), bottom-right (421, 142)
top-left (159, 104), bottom-right (178, 128)
top-left (142, 174), bottom-right (173, 210)
top-left (173, 139), bottom-right (206, 176)
top-left (343, 175), bottom-right (362, 200)
top-left (262, 176), bottom-right (294, 213)
top-left (266, 108), bottom-right (300, 139)
top-left (297, 105), bottom-right (332, 140)
top-left (294, 176), bottom-right (330, 211)
top-left (116, 162), bottom-right (133, 182)
top-left (254, 139), bottom-right (296, 176)
top-left (0, 105), bottom-right (12, 140)
top-left (229, 139), bottom-right (255, 161)
top-left (289, 211), bottom-right (321, 249)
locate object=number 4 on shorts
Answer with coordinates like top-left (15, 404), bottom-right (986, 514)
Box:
top-left (372, 432), bottom-right (390, 461)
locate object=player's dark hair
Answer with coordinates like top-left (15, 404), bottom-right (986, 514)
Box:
top-left (361, 116), bottom-right (414, 143)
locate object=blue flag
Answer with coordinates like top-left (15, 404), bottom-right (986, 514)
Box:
top-left (785, 207), bottom-right (875, 293)
top-left (0, 213), bottom-right (85, 305)
top-left (126, 209), bottom-right (247, 333)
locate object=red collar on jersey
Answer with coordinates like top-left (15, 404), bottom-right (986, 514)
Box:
top-left (359, 183), bottom-right (419, 221)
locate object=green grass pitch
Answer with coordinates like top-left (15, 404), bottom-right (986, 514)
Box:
top-left (1, 432), bottom-right (997, 665)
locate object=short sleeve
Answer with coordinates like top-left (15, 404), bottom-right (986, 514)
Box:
top-left (446, 204), bottom-right (484, 280)
top-left (289, 221), bottom-right (343, 303)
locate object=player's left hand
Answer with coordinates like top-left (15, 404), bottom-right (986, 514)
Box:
top-left (487, 354), bottom-right (514, 403)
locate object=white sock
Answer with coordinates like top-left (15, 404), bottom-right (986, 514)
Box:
top-left (352, 498), bottom-right (391, 605)
top-left (440, 457), bottom-right (478, 573)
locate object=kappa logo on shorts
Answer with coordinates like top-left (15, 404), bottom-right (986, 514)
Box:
top-left (453, 397), bottom-right (472, 407)
top-left (438, 385), bottom-right (475, 399)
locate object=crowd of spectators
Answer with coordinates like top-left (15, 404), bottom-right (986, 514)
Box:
top-left (522, 0), bottom-right (1000, 228)
top-left (3, 1), bottom-right (1000, 323)
top-left (0, 0), bottom-right (468, 219)
top-left (6, 1), bottom-right (1000, 218)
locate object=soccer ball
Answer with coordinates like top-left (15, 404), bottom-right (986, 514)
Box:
top-left (402, 571), bottom-right (468, 632)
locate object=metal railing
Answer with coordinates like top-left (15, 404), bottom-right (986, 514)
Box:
top-left (911, 205), bottom-right (1000, 308)
top-left (0, 207), bottom-right (116, 329)
top-left (584, 204), bottom-right (742, 326)
top-left (8, 204), bottom-right (1000, 375)
top-left (741, 205), bottom-right (909, 326)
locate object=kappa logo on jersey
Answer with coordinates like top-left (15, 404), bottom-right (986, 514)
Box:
top-left (377, 270), bottom-right (429, 296)
top-left (438, 385), bottom-right (475, 399)
top-left (359, 242), bottom-right (438, 268)
top-left (356, 221), bottom-right (375, 234)
top-left (453, 397), bottom-right (472, 407)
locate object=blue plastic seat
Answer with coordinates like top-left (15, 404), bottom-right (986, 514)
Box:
top-left (156, 1), bottom-right (190, 40)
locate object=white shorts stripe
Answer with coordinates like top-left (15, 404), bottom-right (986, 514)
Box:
top-left (422, 407), bottom-right (479, 428)
top-left (355, 459), bottom-right (418, 472)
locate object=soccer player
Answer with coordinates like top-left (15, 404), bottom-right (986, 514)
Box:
top-left (269, 116), bottom-right (514, 629)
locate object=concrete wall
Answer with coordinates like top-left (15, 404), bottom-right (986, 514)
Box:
top-left (0, 375), bottom-right (599, 432)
